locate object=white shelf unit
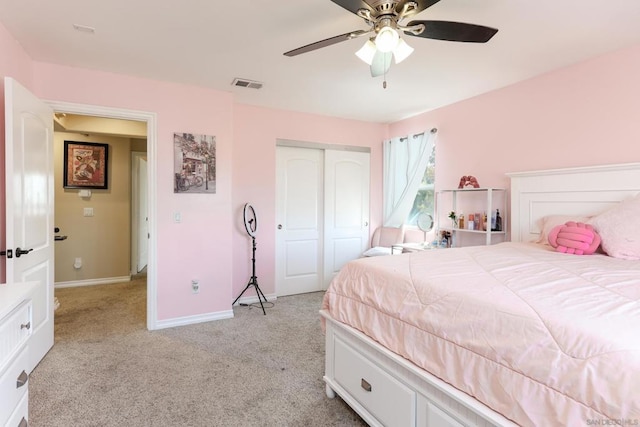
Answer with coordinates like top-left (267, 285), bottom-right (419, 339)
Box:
top-left (437, 188), bottom-right (507, 246)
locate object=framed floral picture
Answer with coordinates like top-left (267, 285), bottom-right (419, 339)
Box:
top-left (63, 141), bottom-right (109, 189)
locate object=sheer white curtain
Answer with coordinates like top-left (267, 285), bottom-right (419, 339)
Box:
top-left (383, 129), bottom-right (437, 227)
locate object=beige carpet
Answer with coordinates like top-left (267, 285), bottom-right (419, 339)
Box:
top-left (28, 280), bottom-right (366, 426)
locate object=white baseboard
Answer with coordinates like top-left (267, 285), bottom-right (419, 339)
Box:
top-left (154, 294), bottom-right (277, 330)
top-left (55, 276), bottom-right (132, 289)
top-left (154, 310), bottom-right (234, 330)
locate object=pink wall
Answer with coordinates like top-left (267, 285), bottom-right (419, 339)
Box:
top-left (31, 62), bottom-right (235, 320)
top-left (231, 105), bottom-right (387, 298)
top-left (390, 44), bottom-right (640, 193)
top-left (0, 22), bottom-right (35, 282)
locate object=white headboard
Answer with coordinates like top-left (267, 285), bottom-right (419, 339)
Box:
top-left (507, 163), bottom-right (640, 243)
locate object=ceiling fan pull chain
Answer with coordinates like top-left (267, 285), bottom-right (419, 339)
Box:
top-left (383, 66), bottom-right (388, 89)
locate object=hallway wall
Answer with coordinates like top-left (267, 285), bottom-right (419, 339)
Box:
top-left (54, 132), bottom-right (132, 283)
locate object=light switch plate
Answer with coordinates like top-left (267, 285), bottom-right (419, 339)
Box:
top-left (83, 207), bottom-right (94, 217)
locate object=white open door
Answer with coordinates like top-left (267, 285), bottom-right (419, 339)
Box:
top-left (323, 150), bottom-right (370, 287)
top-left (4, 77), bottom-right (55, 372)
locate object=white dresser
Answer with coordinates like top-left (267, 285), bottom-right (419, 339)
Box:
top-left (0, 282), bottom-right (37, 427)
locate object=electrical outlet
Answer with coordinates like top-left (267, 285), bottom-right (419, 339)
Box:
top-left (191, 280), bottom-right (199, 294)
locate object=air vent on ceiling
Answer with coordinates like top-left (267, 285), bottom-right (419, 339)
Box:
top-left (231, 78), bottom-right (263, 90)
top-left (73, 24), bottom-right (96, 34)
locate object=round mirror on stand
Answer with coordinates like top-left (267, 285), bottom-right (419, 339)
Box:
top-left (417, 212), bottom-right (434, 245)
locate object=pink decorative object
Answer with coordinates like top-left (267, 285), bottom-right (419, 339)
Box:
top-left (547, 221), bottom-right (601, 255)
top-left (457, 175), bottom-right (480, 189)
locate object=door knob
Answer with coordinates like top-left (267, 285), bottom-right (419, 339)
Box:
top-left (15, 247), bottom-right (33, 257)
top-left (277, 224), bottom-right (282, 229)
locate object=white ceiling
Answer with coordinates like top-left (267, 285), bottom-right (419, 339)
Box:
top-left (2, 0), bottom-right (640, 123)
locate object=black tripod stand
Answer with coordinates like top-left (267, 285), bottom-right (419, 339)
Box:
top-left (232, 233), bottom-right (268, 315)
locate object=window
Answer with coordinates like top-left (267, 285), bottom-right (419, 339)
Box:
top-left (406, 143), bottom-right (435, 226)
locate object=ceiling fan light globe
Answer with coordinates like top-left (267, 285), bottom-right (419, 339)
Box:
top-left (375, 27), bottom-right (399, 53)
top-left (393, 38), bottom-right (414, 64)
top-left (355, 40), bottom-right (377, 65)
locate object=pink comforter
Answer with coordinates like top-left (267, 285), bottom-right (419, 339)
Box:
top-left (322, 242), bottom-right (640, 426)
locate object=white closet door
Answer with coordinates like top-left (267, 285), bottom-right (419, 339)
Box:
top-left (323, 150), bottom-right (370, 287)
top-left (275, 146), bottom-right (324, 296)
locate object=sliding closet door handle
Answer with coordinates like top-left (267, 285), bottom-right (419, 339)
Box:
top-left (17, 370), bottom-right (28, 388)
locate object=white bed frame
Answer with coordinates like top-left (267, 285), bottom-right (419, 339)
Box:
top-left (322, 162), bottom-right (640, 427)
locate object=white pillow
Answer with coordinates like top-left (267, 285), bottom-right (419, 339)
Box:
top-left (536, 215), bottom-right (592, 245)
top-left (362, 246), bottom-right (392, 257)
top-left (590, 194), bottom-right (640, 260)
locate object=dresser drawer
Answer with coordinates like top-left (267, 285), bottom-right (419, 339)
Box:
top-left (334, 337), bottom-right (416, 427)
top-left (0, 345), bottom-right (30, 425)
top-left (0, 301), bottom-right (32, 369)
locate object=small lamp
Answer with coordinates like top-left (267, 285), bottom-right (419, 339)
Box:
top-left (355, 40), bottom-right (377, 65)
top-left (375, 26), bottom-right (400, 52)
top-left (392, 38), bottom-right (414, 64)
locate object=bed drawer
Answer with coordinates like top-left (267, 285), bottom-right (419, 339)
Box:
top-left (334, 336), bottom-right (416, 427)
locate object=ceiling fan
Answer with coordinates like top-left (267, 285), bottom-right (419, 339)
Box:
top-left (284, 0), bottom-right (498, 78)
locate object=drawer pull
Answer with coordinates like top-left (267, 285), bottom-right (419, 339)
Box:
top-left (19, 417), bottom-right (28, 427)
top-left (17, 370), bottom-right (29, 388)
top-left (361, 378), bottom-right (372, 392)
top-left (21, 322), bottom-right (31, 330)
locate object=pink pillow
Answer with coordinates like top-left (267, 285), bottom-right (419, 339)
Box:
top-left (590, 194), bottom-right (640, 260)
top-left (548, 221), bottom-right (601, 255)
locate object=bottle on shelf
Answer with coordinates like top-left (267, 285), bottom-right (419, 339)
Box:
top-left (458, 212), bottom-right (464, 229)
top-left (493, 209), bottom-right (502, 232)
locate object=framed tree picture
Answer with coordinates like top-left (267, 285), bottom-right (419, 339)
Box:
top-left (63, 141), bottom-right (109, 189)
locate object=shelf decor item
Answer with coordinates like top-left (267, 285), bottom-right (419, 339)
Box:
top-left (448, 211), bottom-right (457, 228)
top-left (457, 175), bottom-right (480, 189)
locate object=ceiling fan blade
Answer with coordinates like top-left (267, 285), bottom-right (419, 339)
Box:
top-left (396, 0), bottom-right (442, 17)
top-left (330, 0), bottom-right (374, 16)
top-left (284, 30), bottom-right (370, 57)
top-left (405, 20), bottom-right (498, 43)
top-left (370, 51), bottom-right (392, 77)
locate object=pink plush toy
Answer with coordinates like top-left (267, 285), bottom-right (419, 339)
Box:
top-left (548, 221), bottom-right (601, 255)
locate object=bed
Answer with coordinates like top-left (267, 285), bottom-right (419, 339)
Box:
top-left (321, 163), bottom-right (640, 427)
